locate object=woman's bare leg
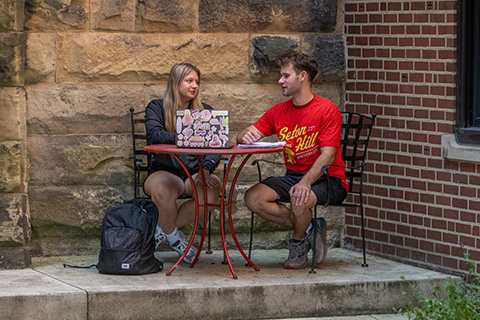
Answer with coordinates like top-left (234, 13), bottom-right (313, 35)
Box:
top-left (177, 172), bottom-right (222, 227)
top-left (143, 171), bottom-right (184, 234)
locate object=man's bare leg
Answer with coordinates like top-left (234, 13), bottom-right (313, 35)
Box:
top-left (245, 183), bottom-right (318, 269)
top-left (244, 183), bottom-right (293, 228)
top-left (290, 192), bottom-right (317, 240)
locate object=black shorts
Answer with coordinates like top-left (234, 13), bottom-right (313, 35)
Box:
top-left (149, 164), bottom-right (192, 181)
top-left (260, 170), bottom-right (347, 205)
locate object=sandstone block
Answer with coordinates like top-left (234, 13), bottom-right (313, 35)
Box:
top-left (25, 32), bottom-right (57, 84)
top-left (0, 247), bottom-right (31, 269)
top-left (92, 0), bottom-right (135, 31)
top-left (30, 237), bottom-right (99, 257)
top-left (200, 83), bottom-right (343, 131)
top-left (0, 0), bottom-right (25, 32)
top-left (144, 85), bottom-right (167, 103)
top-left (0, 87), bottom-right (26, 140)
top-left (25, 0), bottom-right (88, 31)
top-left (250, 35), bottom-right (299, 83)
top-left (303, 34), bottom-right (345, 83)
top-left (199, 83), bottom-right (287, 134)
top-left (27, 135), bottom-right (132, 187)
top-left (57, 33), bottom-right (249, 83)
top-left (199, 0), bottom-right (337, 33)
top-left (0, 193), bottom-right (30, 246)
top-left (26, 84), bottom-right (145, 135)
top-left (0, 141), bottom-right (27, 193)
top-left (312, 83), bottom-right (344, 108)
top-left (29, 185), bottom-right (129, 240)
top-left (136, 0), bottom-right (198, 32)
top-left (0, 32), bottom-right (25, 86)
top-left (144, 82), bottom-right (333, 134)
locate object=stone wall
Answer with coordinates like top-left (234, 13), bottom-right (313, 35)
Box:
top-left (1, 0), bottom-right (346, 264)
top-left (0, 0), bottom-right (31, 268)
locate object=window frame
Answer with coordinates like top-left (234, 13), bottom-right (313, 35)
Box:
top-left (456, 0), bottom-right (480, 145)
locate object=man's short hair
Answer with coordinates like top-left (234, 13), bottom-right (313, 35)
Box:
top-left (280, 53), bottom-right (318, 84)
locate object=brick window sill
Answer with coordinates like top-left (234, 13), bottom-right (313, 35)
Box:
top-left (442, 134), bottom-right (480, 163)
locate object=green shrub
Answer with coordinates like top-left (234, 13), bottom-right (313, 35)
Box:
top-left (403, 248), bottom-right (480, 320)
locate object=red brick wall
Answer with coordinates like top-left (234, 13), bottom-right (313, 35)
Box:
top-left (344, 0), bottom-right (480, 275)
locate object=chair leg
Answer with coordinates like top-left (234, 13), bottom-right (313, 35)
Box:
top-left (206, 211), bottom-right (212, 254)
top-left (246, 211), bottom-right (255, 266)
top-left (134, 167), bottom-right (140, 199)
top-left (360, 205), bottom-right (368, 267)
top-left (309, 206), bottom-right (317, 274)
top-left (222, 209), bottom-right (227, 265)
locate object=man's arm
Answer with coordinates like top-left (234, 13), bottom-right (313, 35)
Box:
top-left (289, 146), bottom-right (337, 206)
top-left (236, 125), bottom-right (264, 144)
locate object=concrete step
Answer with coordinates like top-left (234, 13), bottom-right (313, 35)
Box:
top-left (274, 316), bottom-right (407, 320)
top-left (1, 248), bottom-right (453, 320)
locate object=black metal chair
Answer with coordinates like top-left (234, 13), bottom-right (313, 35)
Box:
top-left (129, 107), bottom-right (224, 254)
top-left (247, 112), bottom-right (376, 272)
top-left (129, 107), bottom-right (152, 199)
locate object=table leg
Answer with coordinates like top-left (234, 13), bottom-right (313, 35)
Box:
top-left (165, 153), bottom-right (259, 278)
top-left (165, 155), bottom-right (209, 276)
top-left (219, 156), bottom-right (237, 279)
top-left (189, 156), bottom-right (211, 268)
top-left (226, 154), bottom-right (260, 271)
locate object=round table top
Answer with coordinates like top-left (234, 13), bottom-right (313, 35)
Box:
top-left (144, 143), bottom-right (284, 155)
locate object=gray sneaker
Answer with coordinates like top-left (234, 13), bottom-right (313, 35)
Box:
top-left (169, 229), bottom-right (198, 264)
top-left (284, 238), bottom-right (309, 269)
top-left (154, 225), bottom-right (166, 250)
top-left (306, 217), bottom-right (328, 266)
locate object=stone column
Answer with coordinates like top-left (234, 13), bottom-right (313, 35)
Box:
top-left (0, 0), bottom-right (31, 269)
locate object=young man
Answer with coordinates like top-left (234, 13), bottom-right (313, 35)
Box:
top-left (236, 53), bottom-right (348, 269)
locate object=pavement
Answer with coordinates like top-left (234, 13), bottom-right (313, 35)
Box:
top-left (1, 248), bottom-right (455, 320)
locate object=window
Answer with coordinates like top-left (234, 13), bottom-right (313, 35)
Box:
top-left (456, 0), bottom-right (480, 145)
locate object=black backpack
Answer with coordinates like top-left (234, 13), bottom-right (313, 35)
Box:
top-left (96, 198), bottom-right (163, 275)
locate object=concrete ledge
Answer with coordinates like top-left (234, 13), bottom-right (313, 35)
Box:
top-left (0, 268), bottom-right (86, 319)
top-left (441, 134), bottom-right (480, 163)
top-left (1, 249), bottom-right (454, 320)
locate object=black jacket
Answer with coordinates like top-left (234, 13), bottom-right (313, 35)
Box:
top-left (145, 99), bottom-right (221, 177)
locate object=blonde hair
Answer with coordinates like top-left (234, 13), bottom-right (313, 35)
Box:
top-left (164, 63), bottom-right (203, 132)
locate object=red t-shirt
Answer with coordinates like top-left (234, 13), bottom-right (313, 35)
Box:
top-left (253, 95), bottom-right (348, 191)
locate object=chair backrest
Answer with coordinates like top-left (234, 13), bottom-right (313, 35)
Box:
top-left (129, 107), bottom-right (151, 198)
top-left (340, 112), bottom-right (376, 198)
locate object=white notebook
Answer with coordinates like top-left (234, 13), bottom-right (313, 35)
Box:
top-left (237, 141), bottom-right (286, 149)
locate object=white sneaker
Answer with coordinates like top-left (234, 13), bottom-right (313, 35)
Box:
top-left (154, 225), bottom-right (166, 250)
top-left (169, 229), bottom-right (198, 264)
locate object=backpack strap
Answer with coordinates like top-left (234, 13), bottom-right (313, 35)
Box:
top-left (63, 263), bottom-right (97, 269)
top-left (122, 198), bottom-right (158, 250)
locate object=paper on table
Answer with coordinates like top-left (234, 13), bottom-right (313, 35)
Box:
top-left (237, 141), bottom-right (286, 149)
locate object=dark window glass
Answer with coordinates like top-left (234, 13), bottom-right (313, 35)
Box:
top-left (456, 0), bottom-right (480, 145)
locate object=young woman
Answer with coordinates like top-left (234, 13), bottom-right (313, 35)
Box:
top-left (144, 63), bottom-right (222, 263)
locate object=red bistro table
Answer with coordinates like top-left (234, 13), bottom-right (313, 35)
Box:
top-left (143, 143), bottom-right (284, 279)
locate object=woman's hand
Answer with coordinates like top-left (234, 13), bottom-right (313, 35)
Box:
top-left (195, 169), bottom-right (220, 189)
